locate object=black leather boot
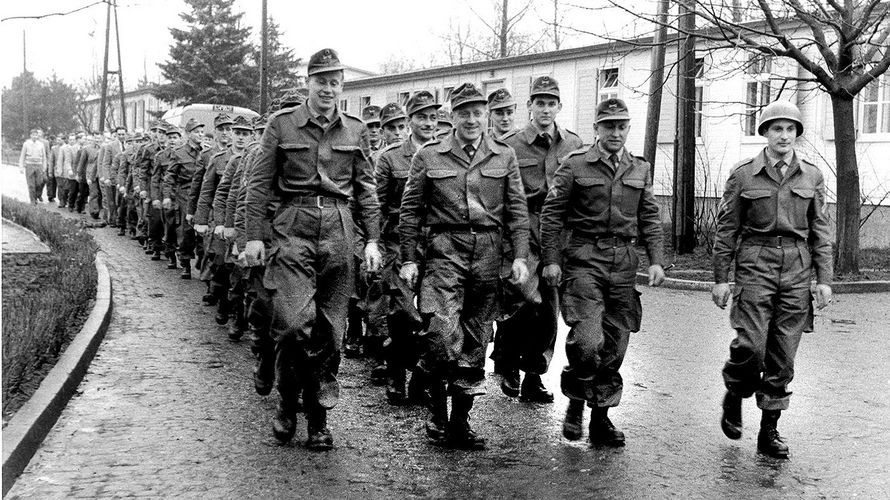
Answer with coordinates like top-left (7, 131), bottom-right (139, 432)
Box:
top-left (305, 405), bottom-right (334, 451)
top-left (167, 253), bottom-right (178, 269)
top-left (271, 399), bottom-right (297, 444)
top-left (499, 368), bottom-right (520, 398)
top-left (179, 260), bottom-right (191, 279)
top-left (757, 410), bottom-right (790, 458)
top-left (386, 367), bottom-right (408, 405)
top-left (520, 373), bottom-right (554, 403)
top-left (589, 407), bottom-right (625, 447)
top-left (448, 395), bottom-right (485, 450)
top-left (562, 399), bottom-right (585, 440)
top-left (425, 378), bottom-right (449, 444)
top-left (721, 391), bottom-right (743, 440)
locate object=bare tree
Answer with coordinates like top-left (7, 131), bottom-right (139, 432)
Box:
top-left (602, 0), bottom-right (890, 274)
top-left (440, 0), bottom-right (547, 63)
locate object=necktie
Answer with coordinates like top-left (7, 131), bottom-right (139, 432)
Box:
top-left (538, 133), bottom-right (552, 149)
top-left (610, 154), bottom-right (620, 169)
top-left (774, 160), bottom-right (786, 180)
top-left (464, 144), bottom-right (476, 161)
top-left (317, 115), bottom-right (329, 128)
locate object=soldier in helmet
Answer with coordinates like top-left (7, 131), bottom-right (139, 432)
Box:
top-left (540, 97), bottom-right (665, 447)
top-left (713, 100), bottom-right (832, 459)
top-left (487, 88), bottom-right (518, 140)
top-left (243, 48), bottom-right (382, 451)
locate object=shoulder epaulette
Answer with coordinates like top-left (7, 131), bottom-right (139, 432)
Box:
top-left (420, 139), bottom-right (441, 150)
top-left (731, 157), bottom-right (755, 173)
top-left (341, 111), bottom-right (363, 123)
top-left (565, 146), bottom-right (590, 159)
top-left (380, 142), bottom-right (402, 154)
top-left (562, 128), bottom-right (580, 138)
top-left (500, 129), bottom-right (520, 140)
top-left (269, 106), bottom-right (297, 120)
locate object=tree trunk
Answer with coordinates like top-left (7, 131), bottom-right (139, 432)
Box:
top-left (830, 93), bottom-right (860, 275)
top-left (500, 0), bottom-right (509, 58)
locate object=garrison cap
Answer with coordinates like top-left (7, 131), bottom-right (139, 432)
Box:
top-left (184, 118), bottom-right (204, 133)
top-left (530, 76), bottom-right (560, 99)
top-left (379, 102), bottom-right (407, 127)
top-left (437, 108), bottom-right (452, 126)
top-left (487, 88), bottom-right (515, 111)
top-left (450, 83), bottom-right (487, 110)
top-left (595, 98), bottom-right (630, 123)
top-left (149, 120), bottom-right (163, 132)
top-left (406, 90), bottom-right (441, 116)
top-left (231, 115), bottom-right (253, 131)
top-left (361, 105), bottom-right (382, 125)
top-left (308, 48), bottom-right (345, 76)
top-left (214, 113), bottom-right (235, 128)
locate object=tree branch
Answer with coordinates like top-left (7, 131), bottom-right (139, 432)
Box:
top-left (783, 0), bottom-right (840, 71)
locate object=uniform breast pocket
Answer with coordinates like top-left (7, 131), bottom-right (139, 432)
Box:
top-left (426, 169), bottom-right (460, 206)
top-left (479, 168), bottom-right (508, 210)
top-left (790, 186), bottom-right (815, 230)
top-left (517, 158), bottom-right (542, 191)
top-left (574, 177), bottom-right (608, 214)
top-left (278, 143), bottom-right (312, 177)
top-left (330, 144), bottom-right (361, 181)
top-left (740, 189), bottom-right (775, 229)
top-left (620, 178), bottom-right (645, 215)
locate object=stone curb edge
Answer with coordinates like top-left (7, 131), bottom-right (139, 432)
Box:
top-left (634, 273), bottom-right (890, 293)
top-left (2, 253), bottom-right (113, 497)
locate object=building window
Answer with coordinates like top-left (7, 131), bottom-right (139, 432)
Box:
top-left (339, 99), bottom-right (348, 112)
top-left (694, 58), bottom-right (704, 138)
top-left (598, 68), bottom-right (619, 102)
top-left (744, 55), bottom-right (773, 136)
top-left (859, 75), bottom-right (890, 134)
top-left (360, 95), bottom-right (371, 109)
top-left (398, 91), bottom-right (411, 107)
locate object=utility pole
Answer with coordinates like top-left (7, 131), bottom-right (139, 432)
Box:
top-left (99, 0), bottom-right (126, 132)
top-left (113, 0), bottom-right (126, 130)
top-left (642, 0), bottom-right (669, 175)
top-left (673, 0), bottom-right (697, 254)
top-left (260, 0), bottom-right (268, 114)
top-left (99, 0), bottom-right (111, 133)
top-left (22, 30), bottom-right (28, 136)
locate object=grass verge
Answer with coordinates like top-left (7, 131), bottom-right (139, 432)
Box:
top-left (2, 196), bottom-right (98, 423)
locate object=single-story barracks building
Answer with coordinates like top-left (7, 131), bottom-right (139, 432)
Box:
top-left (339, 33), bottom-right (890, 245)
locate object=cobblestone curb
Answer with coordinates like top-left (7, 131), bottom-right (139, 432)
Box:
top-left (2, 253), bottom-right (112, 496)
top-left (635, 272), bottom-right (890, 293)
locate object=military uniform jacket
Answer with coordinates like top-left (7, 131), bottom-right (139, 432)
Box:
top-left (162, 141), bottom-right (203, 205)
top-left (150, 147), bottom-right (173, 203)
top-left (99, 140), bottom-right (123, 182)
top-left (375, 138), bottom-right (418, 243)
top-left (212, 150), bottom-right (243, 227)
top-left (244, 102), bottom-right (381, 243)
top-left (398, 132), bottom-right (530, 264)
top-left (188, 143), bottom-right (223, 216)
top-left (136, 142), bottom-right (159, 192)
top-left (712, 148), bottom-right (832, 284)
top-left (234, 142), bottom-right (263, 247)
top-left (540, 145), bottom-right (664, 267)
top-left (502, 123), bottom-right (583, 211)
top-left (194, 148), bottom-right (232, 226)
top-left (115, 148), bottom-right (138, 192)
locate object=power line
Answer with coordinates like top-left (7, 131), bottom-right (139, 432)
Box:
top-left (1, 1), bottom-right (107, 23)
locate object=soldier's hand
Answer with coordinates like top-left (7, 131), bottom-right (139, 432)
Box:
top-left (711, 283), bottom-right (731, 309)
top-left (213, 225), bottom-right (225, 238)
top-left (119, 186), bottom-right (127, 195)
top-left (152, 200), bottom-right (161, 209)
top-left (364, 241), bottom-right (383, 273)
top-left (185, 213), bottom-right (193, 222)
top-left (193, 224), bottom-right (208, 235)
top-left (244, 240), bottom-right (266, 267)
top-left (509, 258), bottom-right (529, 285)
top-left (140, 190), bottom-right (148, 199)
top-left (648, 264), bottom-right (665, 287)
top-left (542, 264), bottom-right (562, 288)
top-left (86, 179), bottom-right (92, 185)
top-left (814, 284), bottom-right (832, 309)
top-left (400, 262), bottom-right (419, 289)
top-left (223, 227), bottom-right (235, 240)
top-left (162, 198), bottom-right (172, 210)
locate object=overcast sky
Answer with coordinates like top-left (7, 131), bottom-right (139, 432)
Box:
top-left (0, 0), bottom-right (650, 90)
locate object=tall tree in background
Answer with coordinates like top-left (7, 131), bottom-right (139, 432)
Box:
top-left (608, 0), bottom-right (890, 274)
top-left (155, 0), bottom-right (256, 108)
top-left (2, 72), bottom-right (78, 144)
top-left (251, 18), bottom-right (302, 110)
top-left (442, 0), bottom-right (545, 64)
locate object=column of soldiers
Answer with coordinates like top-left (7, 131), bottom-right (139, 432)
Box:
top-left (73, 47), bottom-right (829, 460)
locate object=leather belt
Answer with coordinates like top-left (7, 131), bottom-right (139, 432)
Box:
top-left (743, 235), bottom-right (803, 248)
top-left (429, 224), bottom-right (499, 235)
top-left (572, 232), bottom-right (636, 247)
top-left (282, 194), bottom-right (347, 208)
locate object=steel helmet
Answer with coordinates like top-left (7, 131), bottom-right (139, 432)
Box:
top-left (757, 100), bottom-right (803, 137)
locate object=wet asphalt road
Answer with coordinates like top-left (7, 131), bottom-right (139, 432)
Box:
top-left (2, 169), bottom-right (888, 498)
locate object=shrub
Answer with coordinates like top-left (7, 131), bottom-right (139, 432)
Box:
top-left (2, 196), bottom-right (98, 411)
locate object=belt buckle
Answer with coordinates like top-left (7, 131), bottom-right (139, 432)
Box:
top-left (316, 196), bottom-right (324, 209)
top-left (469, 226), bottom-right (477, 235)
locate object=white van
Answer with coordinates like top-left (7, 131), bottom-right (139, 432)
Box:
top-left (162, 103), bottom-right (259, 132)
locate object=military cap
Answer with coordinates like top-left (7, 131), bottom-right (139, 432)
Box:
top-left (437, 108), bottom-right (452, 126)
top-left (279, 88), bottom-right (308, 109)
top-left (595, 98), bottom-right (630, 123)
top-left (379, 102), bottom-right (407, 127)
top-left (184, 118), bottom-right (204, 133)
top-left (252, 115), bottom-right (268, 131)
top-left (231, 115), bottom-right (253, 131)
top-left (450, 83), bottom-right (487, 110)
top-left (406, 90), bottom-right (441, 116)
top-left (124, 134), bottom-right (136, 143)
top-left (308, 48), bottom-right (345, 76)
top-left (530, 76), bottom-right (560, 99)
top-left (214, 113), bottom-right (235, 128)
top-left (165, 124), bottom-right (181, 136)
top-left (362, 105), bottom-right (382, 125)
top-left (148, 120), bottom-right (162, 132)
top-left (132, 132), bottom-right (146, 141)
top-left (487, 88), bottom-right (515, 111)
